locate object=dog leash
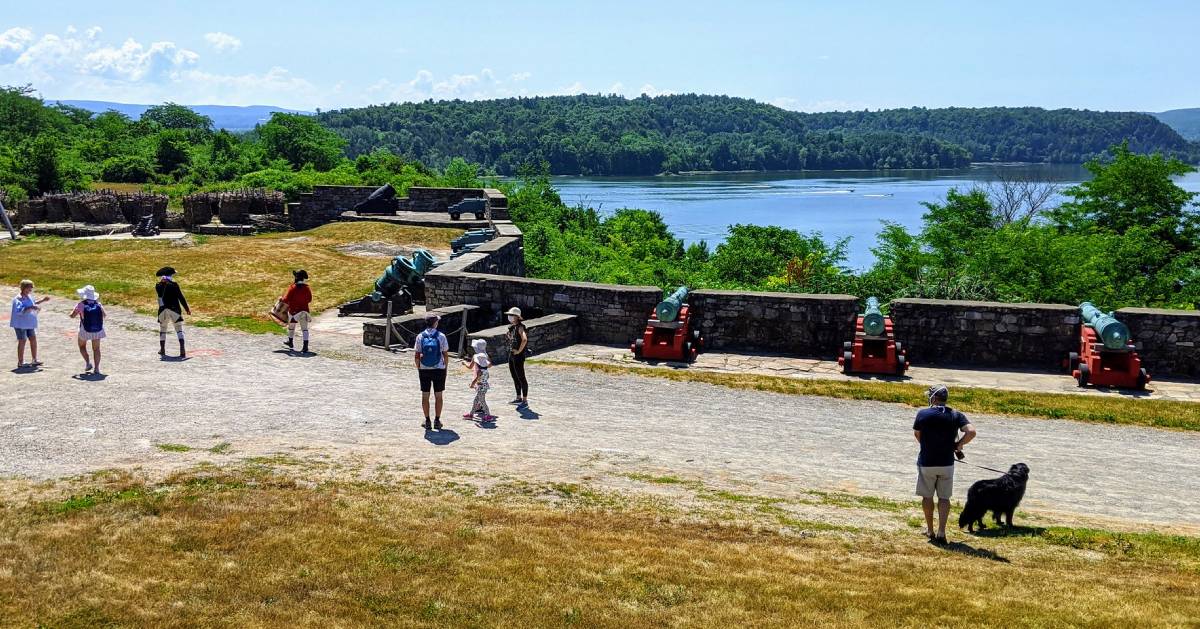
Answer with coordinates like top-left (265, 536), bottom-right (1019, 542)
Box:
top-left (954, 460), bottom-right (1009, 474)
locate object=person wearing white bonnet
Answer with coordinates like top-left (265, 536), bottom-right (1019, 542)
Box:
top-left (462, 337), bottom-right (496, 423)
top-left (69, 285), bottom-right (106, 374)
top-left (504, 307), bottom-right (530, 407)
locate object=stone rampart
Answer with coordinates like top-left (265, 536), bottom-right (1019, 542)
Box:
top-left (1117, 307), bottom-right (1200, 378)
top-left (689, 290), bottom-right (859, 357)
top-left (468, 314), bottom-right (579, 364)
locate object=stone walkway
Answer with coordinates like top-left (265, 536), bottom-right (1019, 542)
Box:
top-left (2, 299), bottom-right (1199, 531)
top-left (538, 343), bottom-right (1200, 402)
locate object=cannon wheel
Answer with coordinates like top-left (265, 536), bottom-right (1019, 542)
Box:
top-left (449, 213), bottom-right (460, 221)
top-left (633, 338), bottom-right (644, 357)
top-left (843, 341), bottom-right (852, 352)
top-left (1067, 352), bottom-right (1079, 373)
top-left (1136, 368), bottom-right (1148, 390)
top-left (895, 355), bottom-right (906, 375)
top-left (474, 212), bottom-right (484, 220)
top-left (894, 341), bottom-right (903, 356)
top-left (1077, 363), bottom-right (1090, 387)
top-left (842, 351), bottom-right (853, 374)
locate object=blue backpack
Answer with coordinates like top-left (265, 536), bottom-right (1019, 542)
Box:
top-left (419, 330), bottom-right (443, 368)
top-left (81, 301), bottom-right (104, 333)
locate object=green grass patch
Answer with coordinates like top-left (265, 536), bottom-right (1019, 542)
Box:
top-left (622, 472), bottom-right (692, 486)
top-left (541, 361), bottom-right (1200, 431)
top-left (208, 442), bottom-right (232, 454)
top-left (155, 443), bottom-right (193, 452)
top-left (812, 491), bottom-right (913, 512)
top-left (982, 525), bottom-right (1200, 561)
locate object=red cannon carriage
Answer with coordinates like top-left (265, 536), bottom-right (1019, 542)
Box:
top-left (1067, 302), bottom-right (1149, 389)
top-left (839, 297), bottom-right (908, 375)
top-left (631, 286), bottom-right (702, 362)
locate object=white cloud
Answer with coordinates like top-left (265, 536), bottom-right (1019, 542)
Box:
top-left (637, 83), bottom-right (670, 97)
top-left (176, 66), bottom-right (316, 105)
top-left (79, 39), bottom-right (198, 81)
top-left (771, 97), bottom-right (881, 112)
top-left (203, 32), bottom-right (242, 53)
top-left (608, 81), bottom-right (624, 94)
top-left (509, 71), bottom-right (531, 82)
top-left (0, 27), bottom-right (34, 63)
top-left (553, 81), bottom-right (585, 95)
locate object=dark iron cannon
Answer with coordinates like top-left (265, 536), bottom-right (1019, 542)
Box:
top-left (447, 197), bottom-right (487, 220)
top-left (353, 184), bottom-right (398, 214)
top-left (338, 249), bottom-right (438, 316)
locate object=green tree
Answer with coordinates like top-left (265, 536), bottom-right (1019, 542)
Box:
top-left (258, 113), bottom-right (346, 171)
top-left (141, 103), bottom-right (214, 132)
top-left (919, 188), bottom-right (995, 268)
top-left (1050, 142), bottom-right (1199, 251)
top-left (155, 130), bottom-right (192, 175)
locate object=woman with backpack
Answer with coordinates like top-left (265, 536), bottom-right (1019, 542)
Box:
top-left (69, 285), bottom-right (106, 375)
top-left (505, 307), bottom-right (529, 408)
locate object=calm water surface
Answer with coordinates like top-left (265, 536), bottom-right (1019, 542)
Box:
top-left (552, 165), bottom-right (1200, 270)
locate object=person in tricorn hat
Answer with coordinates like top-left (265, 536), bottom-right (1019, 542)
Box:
top-left (280, 269), bottom-right (313, 353)
top-left (155, 266), bottom-right (191, 358)
top-left (413, 311), bottom-right (450, 431)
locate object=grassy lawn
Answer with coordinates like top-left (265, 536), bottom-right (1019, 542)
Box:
top-left (1, 465), bottom-right (1196, 628)
top-left (539, 361), bottom-right (1200, 431)
top-left (0, 222), bottom-right (458, 334)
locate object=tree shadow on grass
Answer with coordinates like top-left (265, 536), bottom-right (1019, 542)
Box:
top-left (424, 428), bottom-right (460, 446)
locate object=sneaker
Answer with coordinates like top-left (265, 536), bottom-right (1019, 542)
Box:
top-left (509, 398), bottom-right (522, 405)
top-left (84, 362), bottom-right (93, 373)
top-left (517, 400), bottom-right (529, 408)
top-left (482, 415), bottom-right (497, 422)
top-left (31, 360), bottom-right (43, 367)
top-left (463, 412), bottom-right (476, 419)
top-left (433, 419), bottom-right (443, 430)
top-left (423, 418), bottom-right (431, 430)
top-left (283, 339), bottom-right (294, 349)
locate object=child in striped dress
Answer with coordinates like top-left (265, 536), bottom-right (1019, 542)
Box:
top-left (463, 338), bottom-right (496, 423)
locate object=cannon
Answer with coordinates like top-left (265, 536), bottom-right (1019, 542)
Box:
top-left (353, 184), bottom-right (398, 214)
top-left (631, 286), bottom-right (702, 362)
top-left (838, 296), bottom-right (908, 375)
top-left (447, 197), bottom-right (487, 221)
top-left (338, 248), bottom-right (437, 316)
top-left (451, 228), bottom-right (496, 253)
top-left (1067, 302), bottom-right (1148, 389)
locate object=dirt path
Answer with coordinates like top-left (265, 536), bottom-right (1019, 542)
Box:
top-left (3, 298), bottom-right (1199, 529)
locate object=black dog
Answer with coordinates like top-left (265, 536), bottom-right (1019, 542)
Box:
top-left (958, 463), bottom-right (1030, 533)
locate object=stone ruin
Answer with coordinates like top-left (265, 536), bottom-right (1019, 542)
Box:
top-left (183, 189), bottom-right (287, 234)
top-left (14, 191), bottom-right (169, 237)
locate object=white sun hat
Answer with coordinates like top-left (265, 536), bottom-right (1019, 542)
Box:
top-left (76, 285), bottom-right (100, 301)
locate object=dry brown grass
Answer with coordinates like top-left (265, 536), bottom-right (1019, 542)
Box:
top-left (1, 467), bottom-right (1197, 628)
top-left (0, 222), bottom-right (458, 333)
top-left (540, 361), bottom-right (1200, 432)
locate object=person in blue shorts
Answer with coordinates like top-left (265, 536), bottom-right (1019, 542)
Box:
top-left (10, 279), bottom-right (50, 369)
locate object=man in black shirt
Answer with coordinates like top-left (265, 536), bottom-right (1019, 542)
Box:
top-left (912, 385), bottom-right (976, 544)
top-left (155, 267), bottom-right (192, 358)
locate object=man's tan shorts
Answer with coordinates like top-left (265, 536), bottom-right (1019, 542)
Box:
top-left (916, 465), bottom-right (955, 500)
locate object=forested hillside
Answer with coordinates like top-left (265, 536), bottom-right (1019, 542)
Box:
top-left (1154, 108), bottom-right (1200, 141)
top-left (318, 94), bottom-right (1199, 175)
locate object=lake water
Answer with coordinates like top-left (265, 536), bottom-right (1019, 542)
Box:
top-left (552, 165), bottom-right (1200, 270)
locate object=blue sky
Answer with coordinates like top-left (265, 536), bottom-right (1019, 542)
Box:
top-left (1, 0), bottom-right (1196, 112)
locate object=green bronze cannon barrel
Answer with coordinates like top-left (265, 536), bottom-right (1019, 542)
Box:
top-left (862, 296), bottom-right (886, 337)
top-left (656, 286), bottom-right (690, 323)
top-left (1080, 302), bottom-right (1130, 350)
top-left (375, 249), bottom-right (436, 297)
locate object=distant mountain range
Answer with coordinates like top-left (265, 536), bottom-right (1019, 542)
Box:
top-left (1152, 109), bottom-right (1200, 141)
top-left (52, 100), bottom-right (311, 131)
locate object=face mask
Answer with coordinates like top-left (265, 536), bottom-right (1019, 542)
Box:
top-left (508, 315), bottom-right (516, 323)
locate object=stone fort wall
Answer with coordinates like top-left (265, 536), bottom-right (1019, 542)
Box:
top-left (422, 221), bottom-right (1200, 378)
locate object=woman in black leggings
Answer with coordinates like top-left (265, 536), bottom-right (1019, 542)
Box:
top-left (505, 307), bottom-right (529, 407)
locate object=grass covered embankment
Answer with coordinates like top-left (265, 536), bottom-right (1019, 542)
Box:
top-left (540, 362), bottom-right (1200, 432)
top-left (1, 464), bottom-right (1197, 627)
top-left (0, 222), bottom-right (458, 333)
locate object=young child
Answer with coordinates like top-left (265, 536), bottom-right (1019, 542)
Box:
top-left (10, 279), bottom-right (50, 369)
top-left (462, 338), bottom-right (496, 422)
top-left (69, 285), bottom-right (106, 375)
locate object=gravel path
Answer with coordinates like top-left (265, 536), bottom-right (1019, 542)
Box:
top-left (3, 298), bottom-right (1199, 528)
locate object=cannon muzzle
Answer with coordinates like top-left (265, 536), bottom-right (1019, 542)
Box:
top-left (1080, 302), bottom-right (1130, 350)
top-left (656, 286), bottom-right (690, 323)
top-left (862, 296), bottom-right (886, 337)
